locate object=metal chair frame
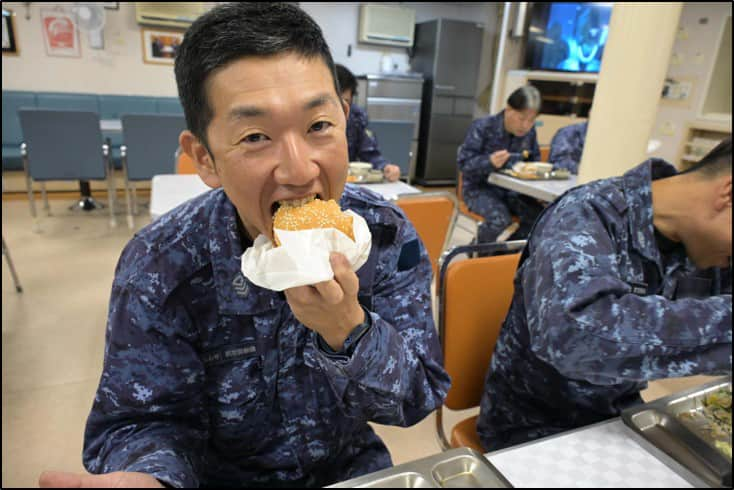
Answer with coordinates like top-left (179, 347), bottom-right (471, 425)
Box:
top-left (435, 239), bottom-right (527, 450)
top-left (21, 139), bottom-right (116, 229)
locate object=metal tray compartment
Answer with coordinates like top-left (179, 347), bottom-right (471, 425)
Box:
top-left (328, 447), bottom-right (512, 488)
top-left (622, 377), bottom-right (731, 487)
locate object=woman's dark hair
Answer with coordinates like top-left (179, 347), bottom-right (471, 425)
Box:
top-left (507, 85), bottom-right (542, 112)
top-left (174, 2), bottom-right (339, 151)
top-left (335, 64), bottom-right (357, 96)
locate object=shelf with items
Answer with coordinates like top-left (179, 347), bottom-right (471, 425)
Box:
top-left (676, 119), bottom-right (731, 170)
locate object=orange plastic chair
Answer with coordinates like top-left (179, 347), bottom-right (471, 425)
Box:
top-left (435, 240), bottom-right (526, 452)
top-left (175, 147), bottom-right (198, 174)
top-left (394, 191), bottom-right (458, 280)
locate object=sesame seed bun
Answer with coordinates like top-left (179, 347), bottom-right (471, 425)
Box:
top-left (272, 198), bottom-right (354, 246)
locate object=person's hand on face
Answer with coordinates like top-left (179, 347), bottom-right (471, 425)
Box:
top-left (39, 470), bottom-right (164, 488)
top-left (284, 252), bottom-right (364, 351)
top-left (383, 164), bottom-right (401, 182)
top-left (490, 150), bottom-right (510, 169)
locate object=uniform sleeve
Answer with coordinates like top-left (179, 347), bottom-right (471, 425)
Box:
top-left (357, 124), bottom-right (389, 170)
top-left (549, 128), bottom-right (581, 174)
top-left (310, 211), bottom-right (450, 426)
top-left (523, 198), bottom-right (732, 386)
top-left (83, 283), bottom-right (207, 488)
top-left (458, 119), bottom-right (492, 182)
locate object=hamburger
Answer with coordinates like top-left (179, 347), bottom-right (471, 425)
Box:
top-left (272, 196), bottom-right (354, 246)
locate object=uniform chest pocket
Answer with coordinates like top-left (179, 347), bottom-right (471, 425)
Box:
top-left (203, 343), bottom-right (264, 412)
top-left (204, 348), bottom-right (272, 454)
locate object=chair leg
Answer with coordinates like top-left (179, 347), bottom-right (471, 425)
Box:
top-left (25, 175), bottom-right (36, 219)
top-left (125, 179), bottom-right (134, 229)
top-left (106, 177), bottom-right (117, 229)
top-left (2, 236), bottom-right (23, 293)
top-left (40, 182), bottom-right (51, 216)
top-left (132, 182), bottom-right (139, 216)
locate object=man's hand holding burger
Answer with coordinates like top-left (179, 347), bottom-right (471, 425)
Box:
top-left (284, 252), bottom-right (364, 351)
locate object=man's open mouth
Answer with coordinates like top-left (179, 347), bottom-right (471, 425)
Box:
top-left (270, 193), bottom-right (323, 216)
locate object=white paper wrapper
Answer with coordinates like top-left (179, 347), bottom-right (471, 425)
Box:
top-left (241, 210), bottom-right (372, 291)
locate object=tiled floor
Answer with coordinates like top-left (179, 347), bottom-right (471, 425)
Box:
top-left (1, 194), bottom-right (717, 488)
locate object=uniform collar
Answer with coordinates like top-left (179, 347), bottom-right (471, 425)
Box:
top-left (207, 190), bottom-right (283, 316)
top-left (620, 158), bottom-right (678, 265)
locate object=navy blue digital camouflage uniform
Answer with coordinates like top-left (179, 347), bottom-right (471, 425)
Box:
top-left (347, 104), bottom-right (389, 170)
top-left (548, 121), bottom-right (588, 174)
top-left (477, 159), bottom-right (732, 452)
top-left (457, 111), bottom-right (544, 242)
top-left (83, 184), bottom-right (451, 487)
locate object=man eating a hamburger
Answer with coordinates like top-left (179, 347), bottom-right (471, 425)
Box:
top-left (39, 3), bottom-right (450, 488)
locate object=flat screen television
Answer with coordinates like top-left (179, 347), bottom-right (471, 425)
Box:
top-left (524, 2), bottom-right (613, 73)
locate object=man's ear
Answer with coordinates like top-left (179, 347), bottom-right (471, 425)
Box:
top-left (340, 97), bottom-right (350, 122)
top-left (713, 174), bottom-right (732, 211)
top-left (179, 130), bottom-right (221, 189)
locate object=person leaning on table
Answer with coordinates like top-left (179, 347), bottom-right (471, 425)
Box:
top-left (457, 85), bottom-right (545, 242)
top-left (478, 138), bottom-right (732, 452)
top-left (335, 64), bottom-right (402, 182)
top-left (38, 3), bottom-right (450, 488)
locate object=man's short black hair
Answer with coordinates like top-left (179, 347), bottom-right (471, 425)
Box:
top-left (682, 137), bottom-right (732, 178)
top-left (175, 2), bottom-right (339, 151)
top-left (335, 64), bottom-right (357, 96)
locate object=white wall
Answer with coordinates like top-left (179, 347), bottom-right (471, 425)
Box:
top-left (649, 2), bottom-right (732, 163)
top-left (3, 2), bottom-right (497, 101)
top-left (302, 2), bottom-right (496, 76)
top-left (1, 2), bottom-right (203, 96)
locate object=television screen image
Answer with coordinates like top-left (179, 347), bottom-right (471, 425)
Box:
top-left (525, 3), bottom-right (613, 73)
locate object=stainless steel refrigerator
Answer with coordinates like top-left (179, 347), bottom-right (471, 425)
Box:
top-left (410, 19), bottom-right (484, 185)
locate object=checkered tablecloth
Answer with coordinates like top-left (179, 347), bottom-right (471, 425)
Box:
top-left (486, 420), bottom-right (695, 488)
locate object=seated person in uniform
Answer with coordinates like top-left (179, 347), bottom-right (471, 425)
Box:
top-left (335, 64), bottom-right (402, 182)
top-left (548, 120), bottom-right (589, 174)
top-left (478, 139), bottom-right (732, 451)
top-left (39, 3), bottom-right (450, 488)
top-left (457, 86), bottom-right (546, 242)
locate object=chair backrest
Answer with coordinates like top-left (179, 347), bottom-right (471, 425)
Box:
top-left (121, 114), bottom-right (187, 180)
top-left (18, 108), bottom-right (107, 181)
top-left (176, 148), bottom-right (198, 174)
top-left (395, 191), bottom-right (458, 280)
top-left (438, 241), bottom-right (526, 410)
top-left (3, 91), bottom-right (36, 145)
top-left (368, 120), bottom-right (414, 177)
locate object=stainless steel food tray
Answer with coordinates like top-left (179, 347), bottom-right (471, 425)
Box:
top-left (328, 447), bottom-right (512, 488)
top-left (621, 376), bottom-right (731, 488)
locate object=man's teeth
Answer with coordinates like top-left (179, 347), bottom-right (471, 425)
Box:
top-left (278, 195), bottom-right (317, 208)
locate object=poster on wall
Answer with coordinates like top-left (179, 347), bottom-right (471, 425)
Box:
top-left (41, 8), bottom-right (81, 57)
top-left (141, 28), bottom-right (184, 65)
top-left (2, 7), bottom-right (19, 55)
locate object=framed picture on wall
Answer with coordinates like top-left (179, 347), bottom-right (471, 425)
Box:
top-left (141, 28), bottom-right (184, 65)
top-left (2, 7), bottom-right (19, 56)
top-left (40, 8), bottom-right (81, 57)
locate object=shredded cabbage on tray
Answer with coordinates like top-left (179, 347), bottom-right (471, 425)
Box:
top-left (680, 387), bottom-right (731, 460)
